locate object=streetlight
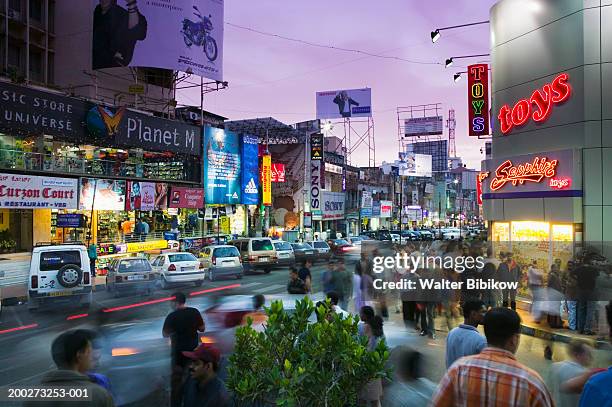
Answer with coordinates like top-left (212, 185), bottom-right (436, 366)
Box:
top-left (445, 58), bottom-right (454, 68)
top-left (430, 20), bottom-right (489, 44)
top-left (445, 54), bottom-right (490, 68)
top-left (453, 73), bottom-right (462, 82)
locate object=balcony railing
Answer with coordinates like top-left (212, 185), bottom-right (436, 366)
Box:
top-left (0, 149), bottom-right (194, 182)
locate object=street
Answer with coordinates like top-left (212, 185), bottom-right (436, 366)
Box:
top-left (1, 255), bottom-right (610, 406)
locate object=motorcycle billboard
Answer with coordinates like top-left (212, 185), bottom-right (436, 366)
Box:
top-left (316, 88), bottom-right (372, 119)
top-left (91, 0), bottom-right (224, 81)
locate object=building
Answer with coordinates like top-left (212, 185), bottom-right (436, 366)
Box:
top-left (482, 0), bottom-right (611, 271)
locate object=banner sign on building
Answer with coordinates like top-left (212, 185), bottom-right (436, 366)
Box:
top-left (0, 174), bottom-right (78, 209)
top-left (261, 155), bottom-right (272, 206)
top-left (271, 163), bottom-right (286, 182)
top-left (204, 127), bottom-right (241, 204)
top-left (310, 159), bottom-right (322, 215)
top-left (321, 191), bottom-right (345, 220)
top-left (399, 153), bottom-right (432, 177)
top-left (380, 200), bottom-right (392, 218)
top-left (91, 0), bottom-right (224, 81)
top-left (79, 178), bottom-right (126, 210)
top-left (481, 149), bottom-right (581, 199)
top-left (316, 88), bottom-right (372, 119)
top-left (56, 213), bottom-right (85, 228)
top-left (241, 135), bottom-right (259, 205)
top-left (372, 201), bottom-right (381, 217)
top-left (169, 187), bottom-right (204, 208)
top-left (310, 133), bottom-right (323, 160)
top-left (0, 81), bottom-right (89, 139)
top-left (404, 116), bottom-right (443, 136)
top-left (126, 240), bottom-right (168, 253)
top-left (126, 181), bottom-right (155, 211)
top-left (468, 64), bottom-right (490, 137)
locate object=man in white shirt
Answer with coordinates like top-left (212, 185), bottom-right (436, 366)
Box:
top-left (327, 291), bottom-right (350, 319)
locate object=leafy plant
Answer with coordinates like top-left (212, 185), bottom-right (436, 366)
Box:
top-left (228, 297), bottom-right (389, 407)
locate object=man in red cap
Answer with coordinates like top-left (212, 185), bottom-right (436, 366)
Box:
top-left (181, 344), bottom-right (230, 407)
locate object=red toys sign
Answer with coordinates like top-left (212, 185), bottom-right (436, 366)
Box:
top-left (468, 64), bottom-right (490, 137)
top-left (498, 73), bottom-right (571, 135)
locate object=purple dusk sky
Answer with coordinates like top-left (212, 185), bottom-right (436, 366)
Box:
top-left (178, 0), bottom-right (498, 169)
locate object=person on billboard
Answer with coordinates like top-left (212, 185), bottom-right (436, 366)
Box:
top-left (155, 183), bottom-right (168, 210)
top-left (333, 90), bottom-right (359, 118)
top-left (92, 0), bottom-right (148, 69)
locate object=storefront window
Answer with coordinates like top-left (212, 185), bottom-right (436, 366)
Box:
top-left (0, 209), bottom-right (32, 253)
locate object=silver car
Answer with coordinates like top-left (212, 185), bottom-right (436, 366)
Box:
top-left (200, 245), bottom-right (243, 281)
top-left (307, 241), bottom-right (331, 260)
top-left (273, 241), bottom-right (295, 266)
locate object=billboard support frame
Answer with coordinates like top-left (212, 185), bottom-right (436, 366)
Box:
top-left (397, 104), bottom-right (444, 153)
top-left (342, 117), bottom-right (376, 167)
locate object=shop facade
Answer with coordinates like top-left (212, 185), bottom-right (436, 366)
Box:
top-left (0, 80), bottom-right (204, 259)
top-left (483, 0), bottom-right (612, 268)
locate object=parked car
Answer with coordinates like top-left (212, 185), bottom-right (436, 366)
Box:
top-left (27, 243), bottom-right (93, 311)
top-left (229, 238), bottom-right (278, 273)
top-left (348, 236), bottom-right (365, 247)
top-left (418, 229), bottom-right (434, 240)
top-left (106, 257), bottom-right (157, 297)
top-left (442, 228), bottom-right (462, 240)
top-left (307, 240), bottom-right (332, 260)
top-left (151, 252), bottom-right (205, 288)
top-left (272, 241), bottom-right (296, 266)
top-left (199, 245), bottom-right (243, 281)
top-left (390, 233), bottom-right (401, 243)
top-left (290, 242), bottom-right (317, 263)
top-left (327, 239), bottom-right (355, 256)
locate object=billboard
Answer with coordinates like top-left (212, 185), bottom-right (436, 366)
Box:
top-left (126, 181), bottom-right (155, 211)
top-left (380, 201), bottom-right (392, 218)
top-left (241, 135), bottom-right (259, 205)
top-left (271, 163), bottom-right (286, 182)
top-left (79, 178), bottom-right (126, 210)
top-left (310, 133), bottom-right (323, 160)
top-left (468, 64), bottom-right (490, 137)
top-left (91, 0), bottom-right (224, 81)
top-left (261, 155), bottom-right (272, 206)
top-left (169, 187), bottom-right (204, 208)
top-left (0, 174), bottom-right (78, 209)
top-left (204, 127), bottom-right (241, 204)
top-left (310, 159), bottom-right (322, 215)
top-left (321, 192), bottom-right (344, 220)
top-left (398, 153), bottom-right (432, 177)
top-left (404, 116), bottom-right (443, 136)
top-left (316, 88), bottom-right (372, 119)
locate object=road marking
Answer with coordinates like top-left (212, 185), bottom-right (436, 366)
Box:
top-left (0, 323), bottom-right (39, 335)
top-left (66, 313), bottom-right (89, 320)
top-left (253, 284), bottom-right (285, 293)
top-left (190, 284), bottom-right (241, 297)
top-left (236, 282), bottom-right (262, 289)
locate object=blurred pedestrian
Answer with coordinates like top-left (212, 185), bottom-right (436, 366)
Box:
top-left (322, 260), bottom-right (337, 294)
top-left (24, 330), bottom-right (115, 407)
top-left (287, 267), bottom-right (307, 294)
top-left (432, 308), bottom-right (554, 407)
top-left (528, 260), bottom-right (544, 322)
top-left (562, 260), bottom-right (578, 330)
top-left (548, 340), bottom-right (593, 407)
top-left (573, 255), bottom-right (599, 335)
top-left (242, 294), bottom-right (267, 331)
top-left (327, 291), bottom-right (350, 319)
top-left (358, 305), bottom-right (375, 336)
top-left (445, 301), bottom-right (487, 368)
top-left (546, 264), bottom-right (564, 329)
top-left (383, 348), bottom-right (436, 407)
top-left (481, 246), bottom-right (499, 308)
top-left (579, 301), bottom-right (612, 407)
top-left (298, 260), bottom-right (313, 293)
top-left (88, 242), bottom-right (98, 278)
top-left (360, 315), bottom-right (385, 406)
top-left (162, 292), bottom-right (205, 407)
top-left (181, 344), bottom-right (230, 407)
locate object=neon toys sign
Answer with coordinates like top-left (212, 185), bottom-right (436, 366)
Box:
top-left (490, 156), bottom-right (560, 191)
top-left (498, 73), bottom-right (571, 134)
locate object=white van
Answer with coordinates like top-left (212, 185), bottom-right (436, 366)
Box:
top-left (27, 244), bottom-right (93, 310)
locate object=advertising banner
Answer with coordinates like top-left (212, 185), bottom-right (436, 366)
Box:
top-left (316, 88), bottom-right (372, 119)
top-left (56, 213), bottom-right (85, 228)
top-left (372, 201), bottom-right (381, 217)
top-left (261, 155), bottom-right (272, 206)
top-left (126, 181), bottom-right (155, 211)
top-left (204, 127), bottom-right (241, 204)
top-left (126, 240), bottom-right (168, 253)
top-left (79, 178), bottom-right (126, 210)
top-left (361, 190), bottom-right (373, 209)
top-left (271, 163), bottom-right (286, 182)
top-left (169, 187), bottom-right (204, 208)
top-left (91, 0), bottom-right (224, 81)
top-left (404, 116), bottom-right (443, 136)
top-left (321, 191), bottom-right (344, 220)
top-left (399, 153), bottom-right (432, 177)
top-left (0, 174), bottom-right (78, 209)
top-left (468, 64), bottom-right (490, 137)
top-left (0, 81), bottom-right (89, 139)
top-left (86, 106), bottom-right (200, 155)
top-left (380, 200), bottom-right (392, 218)
top-left (481, 149), bottom-right (581, 199)
top-left (310, 133), bottom-right (323, 160)
top-left (310, 159), bottom-right (322, 215)
top-left (241, 135), bottom-right (259, 205)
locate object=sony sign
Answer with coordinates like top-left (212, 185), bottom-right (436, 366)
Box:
top-left (310, 159), bottom-right (322, 214)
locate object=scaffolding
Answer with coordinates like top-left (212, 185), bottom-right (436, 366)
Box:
top-left (397, 103), bottom-right (444, 154)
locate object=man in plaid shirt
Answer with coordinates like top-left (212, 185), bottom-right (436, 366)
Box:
top-left (432, 308), bottom-right (554, 407)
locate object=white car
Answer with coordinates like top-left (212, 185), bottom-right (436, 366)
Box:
top-left (307, 241), bottom-right (332, 260)
top-left (151, 252), bottom-right (205, 289)
top-left (200, 245), bottom-right (244, 281)
top-left (443, 228), bottom-right (462, 240)
top-left (27, 244), bottom-right (93, 311)
top-left (273, 241), bottom-right (296, 266)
